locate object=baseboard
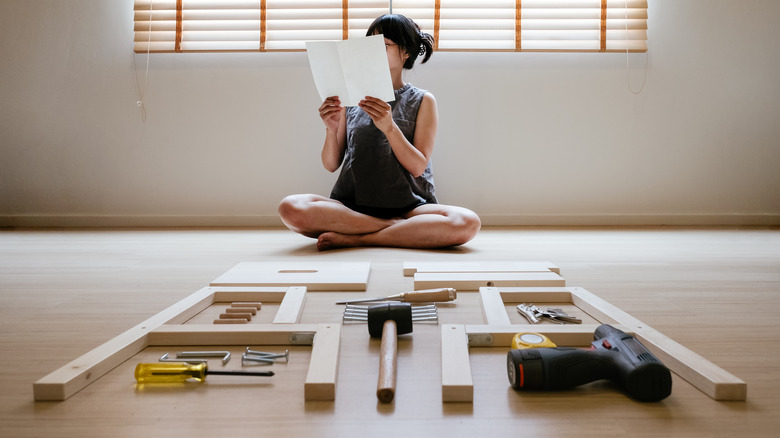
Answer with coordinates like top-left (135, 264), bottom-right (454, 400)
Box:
top-left (0, 215), bottom-right (285, 228)
top-left (1, 213), bottom-right (778, 228)
top-left (477, 213), bottom-right (780, 226)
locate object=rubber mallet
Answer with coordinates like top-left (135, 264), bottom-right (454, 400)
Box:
top-left (366, 302), bottom-right (420, 403)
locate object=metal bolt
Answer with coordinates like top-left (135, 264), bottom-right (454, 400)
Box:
top-left (241, 354), bottom-right (274, 365)
top-left (245, 348), bottom-right (290, 363)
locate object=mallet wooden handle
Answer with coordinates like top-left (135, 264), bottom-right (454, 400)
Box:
top-left (376, 319), bottom-right (398, 403)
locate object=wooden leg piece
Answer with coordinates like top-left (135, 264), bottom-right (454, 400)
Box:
top-left (441, 325), bottom-right (473, 403)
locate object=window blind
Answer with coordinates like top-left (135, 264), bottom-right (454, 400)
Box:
top-left (133, 0), bottom-right (647, 53)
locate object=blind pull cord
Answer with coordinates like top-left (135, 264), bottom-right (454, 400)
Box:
top-left (133, 0), bottom-right (153, 122)
top-left (626, 0), bottom-right (649, 94)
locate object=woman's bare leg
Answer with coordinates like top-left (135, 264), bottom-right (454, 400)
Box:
top-left (316, 204), bottom-right (481, 250)
top-left (278, 194), bottom-right (400, 238)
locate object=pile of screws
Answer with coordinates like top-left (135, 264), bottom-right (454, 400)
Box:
top-left (158, 348), bottom-right (290, 368)
top-left (242, 348), bottom-right (290, 366)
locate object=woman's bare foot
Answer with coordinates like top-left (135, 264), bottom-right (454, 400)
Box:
top-left (316, 232), bottom-right (364, 251)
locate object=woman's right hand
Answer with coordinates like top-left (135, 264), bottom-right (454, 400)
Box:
top-left (319, 96), bottom-right (343, 132)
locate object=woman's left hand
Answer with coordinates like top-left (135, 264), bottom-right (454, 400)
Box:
top-left (358, 96), bottom-right (395, 133)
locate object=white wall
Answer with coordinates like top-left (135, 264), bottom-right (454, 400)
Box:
top-left (1, 0), bottom-right (779, 227)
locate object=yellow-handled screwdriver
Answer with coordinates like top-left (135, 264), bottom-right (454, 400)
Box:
top-left (135, 362), bottom-right (274, 383)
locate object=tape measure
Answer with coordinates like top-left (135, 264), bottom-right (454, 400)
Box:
top-left (511, 332), bottom-right (557, 349)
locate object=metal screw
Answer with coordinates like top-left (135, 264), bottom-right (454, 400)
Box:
top-left (245, 348), bottom-right (290, 363)
top-left (241, 354), bottom-right (274, 365)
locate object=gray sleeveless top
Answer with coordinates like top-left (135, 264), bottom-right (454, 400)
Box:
top-left (330, 83), bottom-right (438, 210)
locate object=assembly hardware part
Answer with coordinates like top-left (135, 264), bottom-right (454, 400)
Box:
top-left (159, 353), bottom-right (207, 364)
top-left (245, 348), bottom-right (290, 362)
top-left (344, 309), bottom-right (438, 318)
top-left (226, 307), bottom-right (257, 315)
top-left (219, 312), bottom-right (253, 320)
top-left (343, 303), bottom-right (438, 323)
top-left (344, 304), bottom-right (437, 313)
top-left (516, 303), bottom-right (582, 324)
top-left (230, 302), bottom-right (262, 310)
top-left (544, 308), bottom-right (582, 324)
top-left (177, 351), bottom-right (231, 365)
top-left (336, 288), bottom-right (457, 305)
top-left (241, 354), bottom-right (274, 365)
top-left (289, 333), bottom-right (315, 345)
top-left (343, 314), bottom-right (438, 322)
top-left (467, 333), bottom-right (495, 347)
top-left (516, 303), bottom-right (540, 324)
top-left (213, 318), bottom-right (249, 324)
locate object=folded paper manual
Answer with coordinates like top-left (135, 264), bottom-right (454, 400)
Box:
top-left (305, 34), bottom-right (395, 107)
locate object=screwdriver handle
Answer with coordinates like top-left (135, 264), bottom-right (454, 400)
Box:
top-left (399, 288), bottom-right (456, 303)
top-left (135, 362), bottom-right (207, 383)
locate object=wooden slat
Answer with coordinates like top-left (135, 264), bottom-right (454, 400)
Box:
top-left (569, 287), bottom-right (747, 401)
top-left (466, 324), bottom-right (618, 347)
top-left (175, 0), bottom-right (182, 52)
top-left (212, 287), bottom-right (289, 303)
top-left (273, 286), bottom-right (307, 324)
top-left (479, 287), bottom-right (511, 325)
top-left (342, 0), bottom-right (349, 40)
top-left (33, 286), bottom-right (217, 401)
top-left (496, 287), bottom-right (576, 304)
top-left (457, 286), bottom-right (748, 401)
top-left (600, 0), bottom-right (607, 52)
top-left (147, 324), bottom-right (319, 346)
top-left (441, 325), bottom-right (473, 402)
top-left (403, 261), bottom-right (560, 276)
top-left (433, 0), bottom-right (441, 50)
top-left (414, 271), bottom-right (565, 290)
top-left (305, 323), bottom-right (341, 401)
top-left (515, 0), bottom-right (521, 51)
top-left (260, 0), bottom-right (266, 51)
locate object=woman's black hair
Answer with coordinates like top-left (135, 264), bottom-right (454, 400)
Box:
top-left (366, 14), bottom-right (434, 69)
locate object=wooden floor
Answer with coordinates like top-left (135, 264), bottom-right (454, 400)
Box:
top-left (1, 227), bottom-right (779, 437)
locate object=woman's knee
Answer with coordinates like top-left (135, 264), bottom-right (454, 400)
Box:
top-left (278, 194), bottom-right (314, 232)
top-left (453, 209), bottom-right (481, 245)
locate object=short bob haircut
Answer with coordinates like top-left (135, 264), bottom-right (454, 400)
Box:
top-left (366, 14), bottom-right (434, 70)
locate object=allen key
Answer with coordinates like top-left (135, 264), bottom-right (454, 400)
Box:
top-left (176, 351), bottom-right (232, 365)
top-left (159, 353), bottom-right (207, 364)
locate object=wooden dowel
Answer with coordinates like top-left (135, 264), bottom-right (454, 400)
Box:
top-left (219, 312), bottom-right (253, 320)
top-left (226, 307), bottom-right (257, 315)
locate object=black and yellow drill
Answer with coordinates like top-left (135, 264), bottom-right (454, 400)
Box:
top-left (507, 324), bottom-right (672, 402)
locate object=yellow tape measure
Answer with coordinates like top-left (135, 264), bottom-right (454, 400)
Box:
top-left (511, 332), bottom-right (557, 349)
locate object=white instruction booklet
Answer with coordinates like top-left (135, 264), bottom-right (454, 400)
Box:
top-left (305, 34), bottom-right (395, 107)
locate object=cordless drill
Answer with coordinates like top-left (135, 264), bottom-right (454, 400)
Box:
top-left (506, 324), bottom-right (672, 402)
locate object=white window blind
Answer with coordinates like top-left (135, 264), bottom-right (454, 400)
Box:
top-left (133, 0), bottom-right (647, 53)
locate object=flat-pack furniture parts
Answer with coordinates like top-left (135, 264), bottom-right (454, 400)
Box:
top-left (440, 286), bottom-right (747, 403)
top-left (403, 261), bottom-right (561, 276)
top-left (211, 261), bottom-right (371, 291)
top-left (33, 286), bottom-right (341, 402)
top-left (404, 261), bottom-right (564, 290)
